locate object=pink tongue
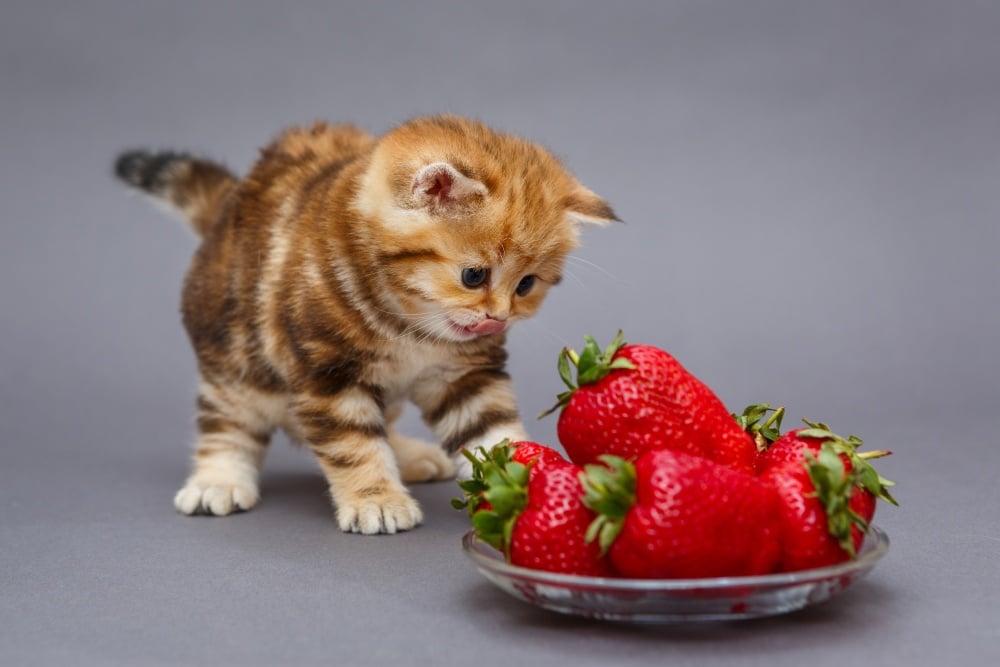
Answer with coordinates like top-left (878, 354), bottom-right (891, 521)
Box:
top-left (468, 319), bottom-right (507, 335)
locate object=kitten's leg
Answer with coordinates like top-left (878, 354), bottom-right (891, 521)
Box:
top-left (412, 368), bottom-right (528, 480)
top-left (293, 385), bottom-right (422, 534)
top-left (174, 381), bottom-right (284, 516)
top-left (384, 401), bottom-right (455, 482)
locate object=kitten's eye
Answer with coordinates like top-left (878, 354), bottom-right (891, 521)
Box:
top-left (515, 274), bottom-right (536, 297)
top-left (461, 267), bottom-right (489, 288)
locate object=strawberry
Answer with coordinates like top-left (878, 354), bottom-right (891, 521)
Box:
top-left (454, 440), bottom-right (564, 515)
top-left (757, 421), bottom-right (897, 571)
top-left (509, 440), bottom-right (567, 468)
top-left (542, 332), bottom-right (757, 474)
top-left (454, 441), bottom-right (612, 576)
top-left (582, 449), bottom-right (781, 579)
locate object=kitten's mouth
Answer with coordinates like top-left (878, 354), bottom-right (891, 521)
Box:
top-left (449, 318), bottom-right (508, 338)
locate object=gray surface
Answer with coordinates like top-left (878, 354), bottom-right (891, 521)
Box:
top-left (2, 1), bottom-right (999, 665)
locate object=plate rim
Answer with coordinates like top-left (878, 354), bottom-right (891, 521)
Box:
top-left (462, 524), bottom-right (889, 591)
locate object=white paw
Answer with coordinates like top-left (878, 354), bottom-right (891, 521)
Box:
top-left (398, 444), bottom-right (455, 482)
top-left (389, 434), bottom-right (456, 483)
top-left (452, 451), bottom-right (475, 481)
top-left (335, 490), bottom-right (423, 535)
top-left (174, 479), bottom-right (260, 516)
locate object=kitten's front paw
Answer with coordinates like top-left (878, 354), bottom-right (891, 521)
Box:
top-left (174, 478), bottom-right (260, 516)
top-left (336, 489), bottom-right (423, 535)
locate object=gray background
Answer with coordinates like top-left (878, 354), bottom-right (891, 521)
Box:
top-left (2, 1), bottom-right (998, 665)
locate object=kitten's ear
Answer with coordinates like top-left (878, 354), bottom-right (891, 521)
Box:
top-left (565, 186), bottom-right (619, 226)
top-left (411, 162), bottom-right (488, 215)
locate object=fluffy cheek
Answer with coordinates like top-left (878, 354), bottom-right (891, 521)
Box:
top-left (389, 264), bottom-right (451, 307)
top-left (399, 267), bottom-right (479, 318)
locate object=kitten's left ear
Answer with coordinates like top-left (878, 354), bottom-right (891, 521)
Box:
top-left (411, 162), bottom-right (488, 216)
top-left (565, 186), bottom-right (619, 226)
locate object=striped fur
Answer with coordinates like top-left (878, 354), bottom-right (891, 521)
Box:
top-left (115, 116), bottom-right (616, 534)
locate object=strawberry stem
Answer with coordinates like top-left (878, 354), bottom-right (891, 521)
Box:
top-left (538, 331), bottom-right (635, 419)
top-left (797, 419), bottom-right (898, 506)
top-left (804, 443), bottom-right (865, 557)
top-left (857, 449), bottom-right (893, 460)
top-left (734, 403), bottom-right (786, 451)
top-left (452, 440), bottom-right (531, 558)
top-left (762, 406), bottom-right (786, 432)
top-left (580, 455), bottom-right (637, 556)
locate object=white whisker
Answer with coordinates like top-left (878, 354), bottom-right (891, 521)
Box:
top-left (561, 267), bottom-right (586, 288)
top-left (385, 310), bottom-right (453, 343)
top-left (566, 255), bottom-right (627, 286)
top-left (516, 317), bottom-right (571, 348)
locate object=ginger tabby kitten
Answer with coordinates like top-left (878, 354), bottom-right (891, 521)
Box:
top-left (115, 115), bottom-right (616, 534)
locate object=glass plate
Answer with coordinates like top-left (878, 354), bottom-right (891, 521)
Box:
top-left (462, 525), bottom-right (889, 623)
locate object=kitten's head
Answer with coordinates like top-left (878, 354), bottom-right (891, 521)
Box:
top-left (354, 115), bottom-right (617, 343)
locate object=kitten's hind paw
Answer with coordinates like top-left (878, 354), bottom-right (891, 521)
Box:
top-left (388, 434), bottom-right (456, 483)
top-left (174, 479), bottom-right (260, 516)
top-left (452, 451), bottom-right (475, 481)
top-left (335, 489), bottom-right (423, 535)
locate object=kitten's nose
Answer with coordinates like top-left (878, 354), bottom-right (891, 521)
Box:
top-left (468, 318), bottom-right (507, 335)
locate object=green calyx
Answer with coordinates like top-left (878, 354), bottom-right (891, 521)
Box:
top-left (451, 439), bottom-right (530, 559)
top-left (734, 403), bottom-right (786, 452)
top-left (797, 419), bottom-right (898, 507)
top-left (804, 443), bottom-right (868, 557)
top-left (538, 330), bottom-right (636, 419)
top-left (796, 420), bottom-right (899, 558)
top-left (579, 455), bottom-right (637, 556)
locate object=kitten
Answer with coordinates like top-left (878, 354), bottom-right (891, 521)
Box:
top-left (115, 115), bottom-right (616, 534)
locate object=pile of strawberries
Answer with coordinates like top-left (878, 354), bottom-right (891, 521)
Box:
top-left (455, 332), bottom-right (897, 579)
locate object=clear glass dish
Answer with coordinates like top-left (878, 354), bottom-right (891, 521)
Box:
top-left (462, 525), bottom-right (889, 623)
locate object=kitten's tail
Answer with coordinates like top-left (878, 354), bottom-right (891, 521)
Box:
top-left (114, 150), bottom-right (237, 238)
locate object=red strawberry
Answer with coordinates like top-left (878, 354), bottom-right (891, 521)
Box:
top-left (454, 440), bottom-right (564, 515)
top-left (849, 484), bottom-right (878, 528)
top-left (758, 422), bottom-right (897, 571)
top-left (510, 440), bottom-right (567, 468)
top-left (454, 441), bottom-right (612, 576)
top-left (542, 332), bottom-right (757, 473)
top-left (582, 449), bottom-right (781, 579)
